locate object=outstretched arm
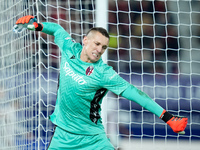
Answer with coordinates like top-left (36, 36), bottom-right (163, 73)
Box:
top-left (15, 15), bottom-right (72, 50)
top-left (121, 84), bottom-right (188, 134)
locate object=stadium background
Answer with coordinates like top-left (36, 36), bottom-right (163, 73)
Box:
top-left (0, 0), bottom-right (200, 149)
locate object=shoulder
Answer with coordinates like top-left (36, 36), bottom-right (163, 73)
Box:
top-left (94, 60), bottom-right (116, 76)
top-left (62, 38), bottom-right (82, 55)
top-left (95, 60), bottom-right (113, 70)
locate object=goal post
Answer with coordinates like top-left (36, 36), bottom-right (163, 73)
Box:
top-left (0, 0), bottom-right (200, 150)
top-left (95, 0), bottom-right (109, 132)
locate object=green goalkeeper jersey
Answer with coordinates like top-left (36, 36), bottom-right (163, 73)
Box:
top-left (42, 22), bottom-right (130, 135)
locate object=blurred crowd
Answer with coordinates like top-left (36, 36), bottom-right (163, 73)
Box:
top-left (108, 0), bottom-right (179, 74)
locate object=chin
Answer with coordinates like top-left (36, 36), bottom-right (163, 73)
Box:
top-left (91, 60), bottom-right (97, 63)
top-left (90, 57), bottom-right (99, 63)
top-left (91, 59), bottom-right (99, 63)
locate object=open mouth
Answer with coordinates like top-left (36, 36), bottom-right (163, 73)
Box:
top-left (92, 53), bottom-right (98, 58)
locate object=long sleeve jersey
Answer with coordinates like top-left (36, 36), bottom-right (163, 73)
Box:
top-left (41, 22), bottom-right (164, 135)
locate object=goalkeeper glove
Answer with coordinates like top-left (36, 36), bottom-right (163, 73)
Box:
top-left (14, 15), bottom-right (43, 33)
top-left (160, 110), bottom-right (188, 134)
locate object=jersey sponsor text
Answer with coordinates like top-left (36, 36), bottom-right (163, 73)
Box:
top-left (63, 62), bottom-right (87, 85)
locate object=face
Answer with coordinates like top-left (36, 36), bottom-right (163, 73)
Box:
top-left (81, 31), bottom-right (109, 63)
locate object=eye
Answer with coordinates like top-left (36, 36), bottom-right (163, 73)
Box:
top-left (102, 45), bottom-right (108, 49)
top-left (95, 42), bottom-right (100, 46)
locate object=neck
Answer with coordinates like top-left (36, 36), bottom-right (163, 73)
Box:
top-left (80, 50), bottom-right (90, 63)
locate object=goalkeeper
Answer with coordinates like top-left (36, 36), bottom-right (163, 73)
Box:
top-left (16, 16), bottom-right (188, 150)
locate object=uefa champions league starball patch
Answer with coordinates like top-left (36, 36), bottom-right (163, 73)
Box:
top-left (86, 66), bottom-right (94, 76)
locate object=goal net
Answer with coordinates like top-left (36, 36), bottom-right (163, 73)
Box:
top-left (0, 0), bottom-right (199, 149)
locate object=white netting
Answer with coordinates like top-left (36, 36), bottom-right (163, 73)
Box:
top-left (0, 1), bottom-right (38, 149)
top-left (0, 0), bottom-right (199, 150)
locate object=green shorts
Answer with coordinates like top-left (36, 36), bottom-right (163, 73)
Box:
top-left (47, 126), bottom-right (115, 150)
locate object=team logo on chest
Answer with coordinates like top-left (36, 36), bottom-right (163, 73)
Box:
top-left (86, 66), bottom-right (94, 76)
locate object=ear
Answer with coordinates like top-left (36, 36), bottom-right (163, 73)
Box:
top-left (82, 36), bottom-right (88, 45)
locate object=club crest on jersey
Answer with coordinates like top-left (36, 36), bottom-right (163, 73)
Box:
top-left (86, 66), bottom-right (94, 76)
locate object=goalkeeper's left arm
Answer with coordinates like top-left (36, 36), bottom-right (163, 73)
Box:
top-left (121, 84), bottom-right (188, 134)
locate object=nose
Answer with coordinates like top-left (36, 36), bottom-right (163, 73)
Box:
top-left (96, 46), bottom-right (103, 54)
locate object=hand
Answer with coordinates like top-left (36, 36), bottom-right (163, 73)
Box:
top-left (160, 110), bottom-right (188, 134)
top-left (166, 115), bottom-right (188, 134)
top-left (15, 15), bottom-right (38, 31)
top-left (16, 15), bottom-right (35, 24)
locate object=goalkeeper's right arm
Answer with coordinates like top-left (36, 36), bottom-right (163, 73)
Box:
top-left (16, 15), bottom-right (43, 31)
top-left (16, 15), bottom-right (72, 50)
